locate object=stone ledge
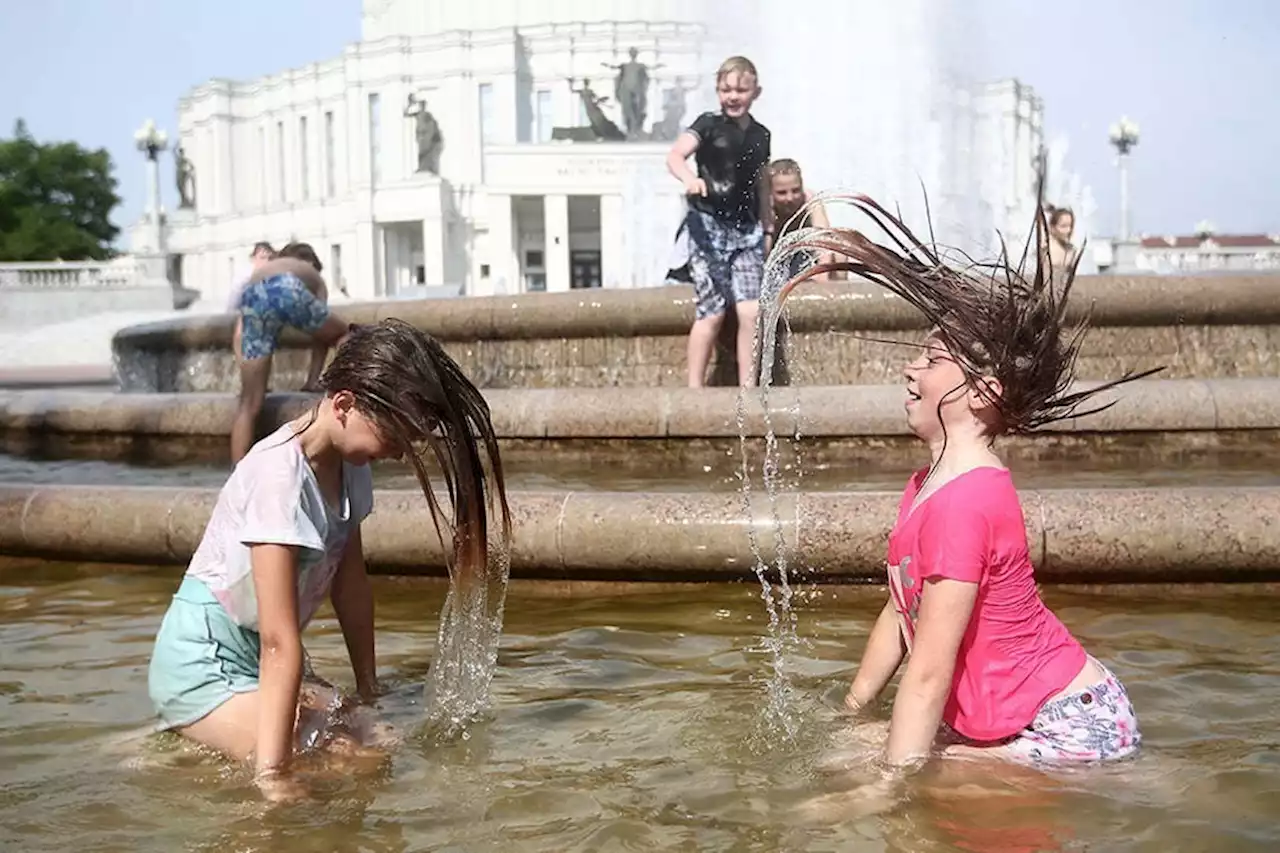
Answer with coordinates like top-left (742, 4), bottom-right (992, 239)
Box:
top-left (1, 484), bottom-right (1278, 581)
top-left (4, 377), bottom-right (1280, 439)
top-left (110, 276), bottom-right (1280, 353)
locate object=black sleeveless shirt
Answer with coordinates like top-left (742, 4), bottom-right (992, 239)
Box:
top-left (686, 111), bottom-right (771, 226)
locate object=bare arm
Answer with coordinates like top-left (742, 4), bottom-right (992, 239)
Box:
top-left (250, 543), bottom-right (303, 777)
top-left (846, 599), bottom-right (907, 709)
top-left (331, 525), bottom-right (377, 702)
top-left (808, 197), bottom-right (836, 281)
top-left (884, 578), bottom-right (978, 767)
top-left (666, 131), bottom-right (703, 192)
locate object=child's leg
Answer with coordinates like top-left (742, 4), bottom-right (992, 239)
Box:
top-left (232, 315), bottom-right (244, 367)
top-left (301, 316), bottom-right (349, 392)
top-left (230, 355), bottom-right (271, 465)
top-left (686, 251), bottom-right (727, 388)
top-left (732, 299), bottom-right (759, 387)
top-left (730, 242), bottom-right (765, 387)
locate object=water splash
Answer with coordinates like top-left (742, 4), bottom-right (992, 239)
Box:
top-left (736, 227), bottom-right (832, 740)
top-left (420, 534), bottom-right (513, 741)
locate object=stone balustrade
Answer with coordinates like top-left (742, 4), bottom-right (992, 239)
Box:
top-left (0, 259), bottom-right (145, 290)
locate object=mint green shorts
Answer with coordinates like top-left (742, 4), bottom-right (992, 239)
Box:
top-left (148, 576), bottom-right (261, 730)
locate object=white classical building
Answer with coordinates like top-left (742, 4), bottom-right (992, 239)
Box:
top-left (136, 0), bottom-right (1080, 306)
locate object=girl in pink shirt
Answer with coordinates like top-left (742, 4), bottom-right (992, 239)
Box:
top-left (776, 195), bottom-right (1159, 773)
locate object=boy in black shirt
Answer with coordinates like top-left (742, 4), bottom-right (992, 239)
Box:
top-left (665, 56), bottom-right (772, 387)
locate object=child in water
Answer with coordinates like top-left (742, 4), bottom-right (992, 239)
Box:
top-left (666, 55), bottom-right (772, 388)
top-left (777, 196), bottom-right (1159, 773)
top-left (231, 241), bottom-right (350, 464)
top-left (148, 319), bottom-right (510, 801)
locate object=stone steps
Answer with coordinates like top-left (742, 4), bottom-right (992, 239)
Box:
top-left (2, 483), bottom-right (1278, 582)
top-left (3, 377), bottom-right (1280, 438)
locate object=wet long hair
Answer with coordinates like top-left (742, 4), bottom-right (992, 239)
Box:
top-left (773, 194), bottom-right (1164, 436)
top-left (316, 318), bottom-right (511, 581)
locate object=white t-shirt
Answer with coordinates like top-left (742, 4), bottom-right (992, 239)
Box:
top-left (227, 263), bottom-right (254, 311)
top-left (187, 424), bottom-right (375, 630)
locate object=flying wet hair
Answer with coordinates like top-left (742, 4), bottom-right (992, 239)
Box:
top-left (312, 318), bottom-right (511, 583)
top-left (772, 193), bottom-right (1164, 435)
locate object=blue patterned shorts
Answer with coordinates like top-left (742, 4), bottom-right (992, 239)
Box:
top-left (683, 209), bottom-right (765, 320)
top-left (1001, 658), bottom-right (1141, 763)
top-left (237, 273), bottom-right (330, 360)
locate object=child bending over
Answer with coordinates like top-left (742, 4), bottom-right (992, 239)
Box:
top-left (231, 242), bottom-right (350, 464)
top-left (148, 319), bottom-right (511, 801)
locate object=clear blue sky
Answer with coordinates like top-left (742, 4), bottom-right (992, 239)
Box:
top-left (2, 0), bottom-right (1276, 240)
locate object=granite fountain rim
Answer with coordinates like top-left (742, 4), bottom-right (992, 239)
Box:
top-left (110, 275), bottom-right (1280, 351)
top-left (2, 482), bottom-right (1279, 582)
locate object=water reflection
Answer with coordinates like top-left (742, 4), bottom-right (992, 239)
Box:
top-left (0, 566), bottom-right (1276, 851)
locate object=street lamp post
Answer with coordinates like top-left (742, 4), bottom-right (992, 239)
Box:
top-left (133, 118), bottom-right (169, 254)
top-left (1108, 116), bottom-right (1140, 242)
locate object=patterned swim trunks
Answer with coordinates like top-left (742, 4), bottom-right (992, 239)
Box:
top-left (682, 208), bottom-right (765, 320)
top-left (237, 273), bottom-right (330, 360)
top-left (1000, 658), bottom-right (1142, 763)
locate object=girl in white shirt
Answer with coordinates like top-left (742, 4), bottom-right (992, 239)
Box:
top-left (148, 318), bottom-right (511, 801)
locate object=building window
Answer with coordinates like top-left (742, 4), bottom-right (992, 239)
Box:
top-left (368, 92), bottom-right (382, 185)
top-left (276, 120), bottom-right (286, 202)
top-left (258, 126), bottom-right (267, 206)
top-left (299, 116), bottom-right (310, 200)
top-left (535, 89), bottom-right (553, 143)
top-left (323, 110), bottom-right (336, 196)
top-left (479, 83), bottom-right (495, 145)
top-left (480, 264), bottom-right (491, 278)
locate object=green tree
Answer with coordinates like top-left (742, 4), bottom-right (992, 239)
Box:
top-left (0, 119), bottom-right (121, 261)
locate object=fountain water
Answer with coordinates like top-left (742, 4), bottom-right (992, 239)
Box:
top-left (696, 0), bottom-right (1002, 252)
top-left (421, 539), bottom-right (513, 739)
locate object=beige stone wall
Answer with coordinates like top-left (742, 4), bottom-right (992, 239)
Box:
top-left (112, 275), bottom-right (1280, 391)
top-left (3, 482), bottom-right (1279, 581)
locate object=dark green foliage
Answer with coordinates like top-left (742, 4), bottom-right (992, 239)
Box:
top-left (0, 119), bottom-right (121, 261)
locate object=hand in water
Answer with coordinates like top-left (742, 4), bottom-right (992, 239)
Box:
top-left (256, 770), bottom-right (309, 804)
top-left (797, 775), bottom-right (902, 824)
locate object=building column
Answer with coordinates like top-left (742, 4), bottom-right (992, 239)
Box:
top-left (480, 192), bottom-right (514, 297)
top-left (423, 217), bottom-right (445, 286)
top-left (600, 194), bottom-right (624, 288)
top-left (544, 193), bottom-right (570, 292)
top-left (351, 221), bottom-right (377, 300)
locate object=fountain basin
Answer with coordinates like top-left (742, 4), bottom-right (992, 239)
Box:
top-left (109, 276), bottom-right (1280, 391)
top-left (2, 483), bottom-right (1278, 582)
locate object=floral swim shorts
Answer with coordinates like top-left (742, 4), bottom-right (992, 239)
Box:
top-left (237, 273), bottom-right (330, 360)
top-left (1000, 658), bottom-right (1142, 763)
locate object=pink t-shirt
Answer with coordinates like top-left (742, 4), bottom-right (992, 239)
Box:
top-left (886, 466), bottom-right (1086, 741)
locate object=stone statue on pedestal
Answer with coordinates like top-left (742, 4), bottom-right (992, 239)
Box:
top-left (405, 93), bottom-right (444, 174)
top-left (650, 77), bottom-right (698, 142)
top-left (568, 79), bottom-right (626, 142)
top-left (174, 146), bottom-right (196, 209)
top-left (602, 48), bottom-right (663, 138)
